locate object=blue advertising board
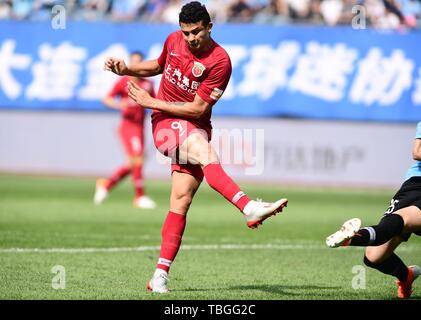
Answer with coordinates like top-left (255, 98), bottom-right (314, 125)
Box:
top-left (0, 21), bottom-right (420, 122)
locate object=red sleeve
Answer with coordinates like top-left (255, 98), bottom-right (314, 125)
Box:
top-left (157, 33), bottom-right (176, 68)
top-left (196, 56), bottom-right (232, 106)
top-left (106, 77), bottom-right (125, 98)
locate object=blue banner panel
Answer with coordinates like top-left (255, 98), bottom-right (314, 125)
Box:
top-left (0, 21), bottom-right (420, 122)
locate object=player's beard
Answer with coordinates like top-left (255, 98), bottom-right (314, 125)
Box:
top-left (188, 41), bottom-right (200, 50)
top-left (188, 38), bottom-right (211, 53)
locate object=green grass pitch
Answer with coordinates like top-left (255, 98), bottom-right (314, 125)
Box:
top-left (0, 174), bottom-right (420, 300)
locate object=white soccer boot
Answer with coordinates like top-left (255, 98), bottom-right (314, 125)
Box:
top-left (133, 195), bottom-right (157, 209)
top-left (146, 269), bottom-right (169, 293)
top-left (94, 179), bottom-right (109, 205)
top-left (243, 198), bottom-right (288, 229)
top-left (326, 218), bottom-right (362, 248)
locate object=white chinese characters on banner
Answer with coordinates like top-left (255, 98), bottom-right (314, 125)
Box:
top-left (349, 48), bottom-right (414, 106)
top-left (412, 67), bottom-right (421, 105)
top-left (288, 42), bottom-right (358, 102)
top-left (26, 42), bottom-right (87, 100)
top-left (237, 42), bottom-right (300, 99)
top-left (78, 44), bottom-right (129, 100)
top-left (0, 38), bottom-right (419, 113)
top-left (222, 45), bottom-right (248, 100)
top-left (0, 40), bottom-right (31, 99)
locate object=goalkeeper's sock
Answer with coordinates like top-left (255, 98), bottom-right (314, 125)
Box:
top-left (350, 214), bottom-right (404, 246)
top-left (106, 165), bottom-right (130, 190)
top-left (202, 162), bottom-right (251, 212)
top-left (132, 164), bottom-right (144, 198)
top-left (156, 211), bottom-right (186, 273)
top-left (364, 253), bottom-right (408, 282)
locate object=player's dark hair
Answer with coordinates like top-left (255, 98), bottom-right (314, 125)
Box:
top-left (130, 51), bottom-right (144, 59)
top-left (179, 1), bottom-right (211, 26)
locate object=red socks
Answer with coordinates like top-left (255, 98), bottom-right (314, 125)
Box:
top-left (132, 164), bottom-right (144, 198)
top-left (157, 211), bottom-right (187, 272)
top-left (106, 165), bottom-right (145, 198)
top-left (202, 163), bottom-right (251, 212)
top-left (155, 164), bottom-right (250, 273)
top-left (106, 165), bottom-right (130, 190)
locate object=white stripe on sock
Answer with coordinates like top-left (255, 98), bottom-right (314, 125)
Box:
top-left (363, 227), bottom-right (376, 245)
top-left (158, 257), bottom-right (172, 267)
top-left (232, 191), bottom-right (245, 204)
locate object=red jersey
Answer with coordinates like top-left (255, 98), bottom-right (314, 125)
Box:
top-left (106, 76), bottom-right (155, 125)
top-left (154, 31), bottom-right (232, 133)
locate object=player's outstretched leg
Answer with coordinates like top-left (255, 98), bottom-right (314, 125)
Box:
top-left (202, 162), bottom-right (288, 229)
top-left (326, 214), bottom-right (406, 248)
top-left (329, 214), bottom-right (421, 299)
top-left (181, 133), bottom-right (288, 229)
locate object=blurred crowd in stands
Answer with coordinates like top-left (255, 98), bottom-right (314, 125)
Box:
top-left (0, 0), bottom-right (420, 29)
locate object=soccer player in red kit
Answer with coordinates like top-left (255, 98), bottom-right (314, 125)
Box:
top-left (94, 51), bottom-right (157, 209)
top-left (104, 1), bottom-right (288, 293)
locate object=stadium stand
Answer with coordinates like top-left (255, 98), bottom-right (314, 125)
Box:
top-left (0, 0), bottom-right (419, 29)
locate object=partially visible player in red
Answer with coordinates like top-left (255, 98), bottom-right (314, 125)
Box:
top-left (104, 1), bottom-right (288, 293)
top-left (94, 51), bottom-right (157, 209)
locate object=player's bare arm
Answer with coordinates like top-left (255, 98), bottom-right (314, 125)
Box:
top-left (127, 80), bottom-right (211, 119)
top-left (413, 138), bottom-right (421, 161)
top-left (104, 57), bottom-right (163, 77)
top-left (102, 96), bottom-right (128, 110)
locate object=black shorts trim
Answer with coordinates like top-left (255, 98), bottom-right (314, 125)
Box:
top-left (382, 177), bottom-right (421, 241)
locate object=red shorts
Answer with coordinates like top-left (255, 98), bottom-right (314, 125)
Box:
top-left (152, 116), bottom-right (211, 181)
top-left (118, 121), bottom-right (144, 157)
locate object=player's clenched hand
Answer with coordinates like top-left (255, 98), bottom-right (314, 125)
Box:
top-left (127, 80), bottom-right (153, 108)
top-left (104, 57), bottom-right (128, 75)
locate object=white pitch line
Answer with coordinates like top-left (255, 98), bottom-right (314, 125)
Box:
top-left (0, 243), bottom-right (325, 253)
top-left (0, 243), bottom-right (420, 254)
